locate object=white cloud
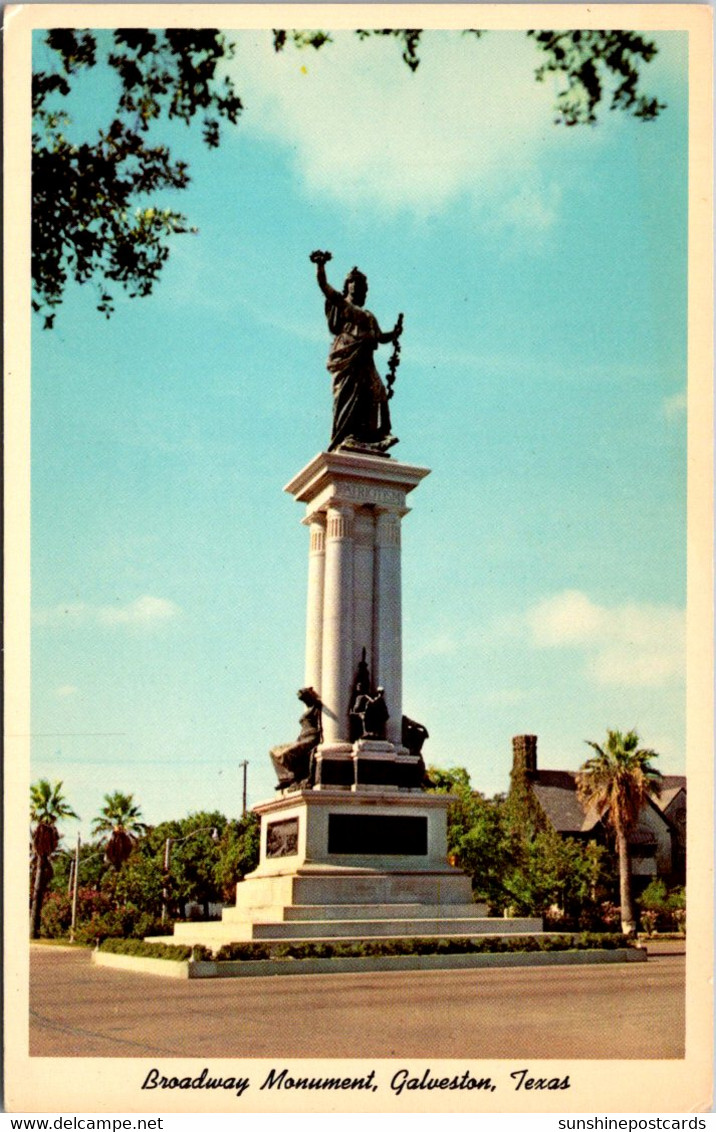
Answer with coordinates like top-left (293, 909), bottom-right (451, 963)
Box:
top-left (229, 31), bottom-right (577, 221)
top-left (408, 632), bottom-right (459, 661)
top-left (663, 389), bottom-right (687, 420)
top-left (34, 595), bottom-right (180, 628)
top-left (525, 589), bottom-right (685, 688)
top-left (98, 595), bottom-right (179, 625)
top-left (54, 685), bottom-right (78, 698)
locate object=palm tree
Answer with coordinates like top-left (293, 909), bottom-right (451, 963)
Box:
top-left (92, 792), bottom-right (147, 870)
top-left (30, 779), bottom-right (79, 938)
top-left (576, 729), bottom-right (661, 936)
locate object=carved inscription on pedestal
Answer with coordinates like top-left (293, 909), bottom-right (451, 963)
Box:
top-left (266, 817), bottom-right (299, 858)
top-left (339, 483), bottom-right (404, 507)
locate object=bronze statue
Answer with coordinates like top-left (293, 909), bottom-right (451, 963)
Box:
top-left (363, 686), bottom-right (389, 739)
top-left (401, 715), bottom-right (429, 758)
top-left (310, 250), bottom-right (403, 455)
top-left (270, 687), bottom-right (323, 790)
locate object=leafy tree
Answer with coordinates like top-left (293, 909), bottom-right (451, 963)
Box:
top-left (29, 779), bottom-right (79, 938)
top-left (500, 826), bottom-right (608, 921)
top-left (33, 28), bottom-right (242, 326)
top-left (214, 813), bottom-right (261, 903)
top-left (92, 791), bottom-right (148, 869)
top-left (33, 27), bottom-right (665, 325)
top-left (428, 763), bottom-right (611, 920)
top-left (577, 729), bottom-right (661, 935)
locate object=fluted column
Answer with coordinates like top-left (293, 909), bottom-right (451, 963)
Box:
top-left (352, 507), bottom-right (375, 673)
top-left (373, 508), bottom-right (403, 746)
top-left (321, 503), bottom-right (355, 743)
top-left (303, 512), bottom-right (326, 692)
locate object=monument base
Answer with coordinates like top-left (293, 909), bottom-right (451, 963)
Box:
top-left (152, 789), bottom-right (544, 949)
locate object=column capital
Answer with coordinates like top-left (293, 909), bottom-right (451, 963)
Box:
top-left (374, 509), bottom-right (402, 547)
top-left (325, 502), bottom-right (354, 542)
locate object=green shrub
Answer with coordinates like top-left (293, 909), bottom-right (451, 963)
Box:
top-left (99, 938), bottom-right (194, 961)
top-left (100, 931), bottom-right (633, 965)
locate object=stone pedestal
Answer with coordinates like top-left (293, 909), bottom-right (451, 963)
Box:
top-left (284, 451), bottom-right (430, 751)
top-left (150, 451), bottom-right (546, 951)
top-left (153, 790), bottom-right (550, 949)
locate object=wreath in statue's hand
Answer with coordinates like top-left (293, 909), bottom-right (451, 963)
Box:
top-left (310, 250), bottom-right (333, 265)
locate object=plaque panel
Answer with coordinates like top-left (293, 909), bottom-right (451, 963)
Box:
top-left (327, 813), bottom-right (428, 855)
top-left (266, 817), bottom-right (299, 858)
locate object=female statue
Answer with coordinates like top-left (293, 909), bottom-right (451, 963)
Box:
top-left (310, 250), bottom-right (403, 454)
top-left (270, 687), bottom-right (323, 790)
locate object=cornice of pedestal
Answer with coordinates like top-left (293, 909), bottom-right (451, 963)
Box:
top-left (285, 450), bottom-right (431, 518)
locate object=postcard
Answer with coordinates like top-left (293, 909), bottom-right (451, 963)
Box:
top-left (4, 3), bottom-right (713, 1115)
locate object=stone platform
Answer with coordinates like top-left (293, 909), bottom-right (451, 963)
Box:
top-left (149, 789), bottom-right (543, 950)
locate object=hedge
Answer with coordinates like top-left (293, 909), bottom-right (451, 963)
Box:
top-left (98, 938), bottom-right (212, 962)
top-left (98, 932), bottom-right (630, 963)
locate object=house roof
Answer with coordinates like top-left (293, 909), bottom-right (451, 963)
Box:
top-left (656, 776), bottom-right (686, 814)
top-left (529, 769), bottom-right (673, 840)
top-left (531, 770), bottom-right (601, 834)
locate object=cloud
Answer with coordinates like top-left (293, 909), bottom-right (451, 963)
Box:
top-left (524, 589), bottom-right (685, 688)
top-left (663, 389), bottom-right (687, 419)
top-left (34, 595), bottom-right (180, 628)
top-left (408, 632), bottom-right (459, 661)
top-left (98, 596), bottom-right (180, 625)
top-left (229, 31), bottom-right (575, 221)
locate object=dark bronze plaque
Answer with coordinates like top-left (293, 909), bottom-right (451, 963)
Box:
top-left (266, 817), bottom-right (299, 858)
top-left (328, 814), bottom-right (428, 855)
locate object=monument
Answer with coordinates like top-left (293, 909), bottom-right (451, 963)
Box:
top-left (159, 252), bottom-right (540, 948)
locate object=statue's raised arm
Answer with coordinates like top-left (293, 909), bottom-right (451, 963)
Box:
top-left (310, 249), bottom-right (335, 300)
top-left (310, 251), bottom-right (401, 456)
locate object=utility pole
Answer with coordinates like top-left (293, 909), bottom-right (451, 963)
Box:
top-left (239, 760), bottom-right (248, 816)
top-left (70, 832), bottom-right (80, 941)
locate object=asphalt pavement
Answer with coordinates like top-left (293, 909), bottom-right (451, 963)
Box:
top-left (29, 944), bottom-right (685, 1060)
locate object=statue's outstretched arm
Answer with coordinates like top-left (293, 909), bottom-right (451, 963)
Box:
top-left (310, 249), bottom-right (335, 299)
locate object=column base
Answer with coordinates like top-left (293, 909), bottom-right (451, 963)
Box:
top-left (297, 740), bottom-right (425, 791)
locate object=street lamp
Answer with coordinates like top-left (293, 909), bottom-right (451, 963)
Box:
top-left (161, 826), bottom-right (220, 924)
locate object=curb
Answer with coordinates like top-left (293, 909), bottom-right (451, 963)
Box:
top-left (92, 946), bottom-right (646, 980)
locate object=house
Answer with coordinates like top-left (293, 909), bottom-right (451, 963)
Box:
top-left (509, 735), bottom-right (685, 891)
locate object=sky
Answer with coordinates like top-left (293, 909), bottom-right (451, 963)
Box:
top-left (29, 27), bottom-right (689, 841)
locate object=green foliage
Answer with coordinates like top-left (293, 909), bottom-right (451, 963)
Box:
top-left (428, 763), bottom-right (610, 921)
top-left (30, 779), bottom-right (79, 938)
top-left (637, 880), bottom-right (686, 933)
top-left (41, 808), bottom-right (258, 938)
top-left (93, 791), bottom-right (148, 869)
top-left (214, 813), bottom-right (261, 902)
top-left (98, 938), bottom-right (207, 961)
top-left (31, 779), bottom-right (80, 826)
top-left (33, 28), bottom-right (243, 324)
top-left (207, 933), bottom-right (632, 963)
top-left (528, 30), bottom-right (665, 125)
top-left (577, 730), bottom-right (662, 835)
top-left (73, 904), bottom-right (169, 945)
top-left (577, 729), bottom-right (662, 934)
top-left (501, 828), bottom-right (609, 920)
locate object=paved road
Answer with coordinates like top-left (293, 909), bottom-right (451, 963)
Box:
top-left (30, 946), bottom-right (684, 1060)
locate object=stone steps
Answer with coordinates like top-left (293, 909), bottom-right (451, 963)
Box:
top-left (160, 912), bottom-right (542, 948)
top-left (149, 926), bottom-right (545, 949)
top-left (282, 902), bottom-right (489, 921)
top-left (251, 917), bottom-right (541, 940)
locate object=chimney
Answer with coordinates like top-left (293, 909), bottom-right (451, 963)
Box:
top-left (512, 734), bottom-right (537, 776)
